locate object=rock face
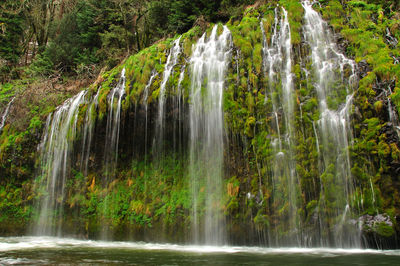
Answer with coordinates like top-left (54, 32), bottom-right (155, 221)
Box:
top-left (359, 214), bottom-right (393, 232)
top-left (357, 60), bottom-right (371, 79)
top-left (358, 214), bottom-right (397, 248)
top-left (0, 0), bottom-right (399, 248)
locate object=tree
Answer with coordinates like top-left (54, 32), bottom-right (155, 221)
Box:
top-left (21, 0), bottom-right (58, 52)
top-left (0, 0), bottom-right (24, 81)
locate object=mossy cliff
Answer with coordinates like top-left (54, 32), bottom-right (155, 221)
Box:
top-left (0, 0), bottom-right (399, 248)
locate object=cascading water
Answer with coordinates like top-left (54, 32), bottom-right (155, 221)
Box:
top-left (35, 90), bottom-right (87, 236)
top-left (0, 96), bottom-right (15, 132)
top-left (101, 68), bottom-right (126, 239)
top-left (80, 89), bottom-right (100, 176)
top-left (189, 25), bottom-right (231, 245)
top-left (302, 0), bottom-right (359, 247)
top-left (173, 66), bottom-right (186, 155)
top-left (385, 86), bottom-right (400, 137)
top-left (104, 68), bottom-right (126, 181)
top-left (143, 70), bottom-right (158, 159)
top-left (261, 7), bottom-right (300, 246)
top-left (154, 37), bottom-right (182, 158)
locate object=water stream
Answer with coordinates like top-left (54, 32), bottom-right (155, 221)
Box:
top-left (189, 25), bottom-right (231, 245)
top-left (80, 89), bottom-right (100, 176)
top-left (0, 96), bottom-right (15, 132)
top-left (103, 68), bottom-right (126, 181)
top-left (261, 7), bottom-right (300, 246)
top-left (154, 37), bottom-right (182, 159)
top-left (35, 90), bottom-right (88, 236)
top-left (302, 0), bottom-right (359, 247)
top-left (173, 65), bottom-right (186, 155)
top-left (386, 86), bottom-right (400, 137)
top-left (143, 70), bottom-right (158, 160)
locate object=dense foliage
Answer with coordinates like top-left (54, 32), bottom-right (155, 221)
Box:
top-left (0, 0), bottom-right (255, 82)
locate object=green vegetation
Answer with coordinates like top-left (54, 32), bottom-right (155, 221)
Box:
top-left (0, 0), bottom-right (256, 83)
top-left (318, 0), bottom-right (400, 238)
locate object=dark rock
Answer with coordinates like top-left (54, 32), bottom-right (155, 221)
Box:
top-left (336, 35), bottom-right (349, 54)
top-left (359, 214), bottom-right (398, 249)
top-left (357, 59), bottom-right (371, 79)
top-left (359, 213), bottom-right (393, 233)
top-left (392, 162), bottom-right (400, 176)
top-left (353, 106), bottom-right (363, 121)
top-left (379, 123), bottom-right (399, 144)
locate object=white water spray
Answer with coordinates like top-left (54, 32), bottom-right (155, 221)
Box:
top-left (104, 68), bottom-right (126, 180)
top-left (0, 96), bottom-right (15, 132)
top-left (302, 0), bottom-right (359, 247)
top-left (155, 37), bottom-right (182, 157)
top-left (35, 90), bottom-right (87, 236)
top-left (261, 7), bottom-right (299, 245)
top-left (189, 25), bottom-right (231, 245)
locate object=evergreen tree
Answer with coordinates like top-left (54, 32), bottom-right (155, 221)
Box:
top-left (0, 1), bottom-right (24, 81)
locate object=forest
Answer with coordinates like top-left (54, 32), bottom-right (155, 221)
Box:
top-left (0, 0), bottom-right (258, 82)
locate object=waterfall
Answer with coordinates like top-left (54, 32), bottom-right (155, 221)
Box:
top-left (0, 96), bottom-right (15, 132)
top-left (173, 65), bottom-right (186, 155)
top-left (302, 0), bottom-right (359, 247)
top-left (81, 89), bottom-right (100, 176)
top-left (154, 37), bottom-right (182, 158)
top-left (34, 68), bottom-right (126, 238)
top-left (103, 68), bottom-right (126, 181)
top-left (143, 70), bottom-right (158, 159)
top-left (35, 90), bottom-right (87, 236)
top-left (386, 86), bottom-right (400, 137)
top-left (100, 68), bottom-right (126, 239)
top-left (261, 7), bottom-right (300, 246)
top-left (189, 25), bottom-right (231, 245)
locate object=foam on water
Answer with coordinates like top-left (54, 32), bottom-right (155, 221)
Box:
top-left (0, 237), bottom-right (398, 256)
top-left (0, 257), bottom-right (48, 265)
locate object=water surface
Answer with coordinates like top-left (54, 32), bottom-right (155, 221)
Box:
top-left (1, 237), bottom-right (399, 265)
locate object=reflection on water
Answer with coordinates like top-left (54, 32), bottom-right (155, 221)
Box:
top-left (0, 237), bottom-right (399, 265)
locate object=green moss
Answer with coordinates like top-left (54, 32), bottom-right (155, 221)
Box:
top-left (252, 43), bottom-right (263, 74)
top-left (373, 100), bottom-right (383, 113)
top-left (303, 97), bottom-right (318, 112)
top-left (375, 222), bottom-right (395, 237)
top-left (0, 183), bottom-right (33, 225)
top-left (254, 211), bottom-right (269, 227)
top-left (279, 0), bottom-right (303, 45)
top-left (0, 83), bottom-right (15, 103)
top-left (245, 116), bottom-right (256, 138)
top-left (390, 143), bottom-right (400, 161)
top-left (27, 116), bottom-right (42, 133)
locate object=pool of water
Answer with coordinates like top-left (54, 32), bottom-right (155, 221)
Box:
top-left (1, 236), bottom-right (399, 265)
